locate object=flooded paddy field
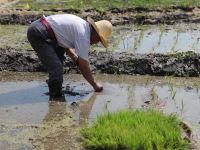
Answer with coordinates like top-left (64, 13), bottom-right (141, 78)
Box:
top-left (0, 72), bottom-right (200, 149)
top-left (99, 24), bottom-right (200, 53)
top-left (1, 24), bottom-right (200, 54)
top-left (1, 1), bottom-right (200, 149)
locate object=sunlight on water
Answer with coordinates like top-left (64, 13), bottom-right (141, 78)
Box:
top-left (107, 24), bottom-right (200, 53)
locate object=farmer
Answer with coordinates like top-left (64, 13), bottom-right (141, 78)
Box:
top-left (27, 14), bottom-right (112, 99)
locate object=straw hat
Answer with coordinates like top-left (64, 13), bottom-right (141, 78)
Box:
top-left (87, 17), bottom-right (112, 48)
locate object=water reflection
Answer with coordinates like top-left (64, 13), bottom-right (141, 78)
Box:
top-left (108, 24), bottom-right (200, 53)
top-left (77, 93), bottom-right (97, 125)
top-left (0, 81), bottom-right (92, 107)
top-left (1, 80), bottom-right (199, 125)
top-left (0, 81), bottom-right (48, 107)
top-left (0, 80), bottom-right (92, 149)
top-left (32, 99), bottom-right (73, 149)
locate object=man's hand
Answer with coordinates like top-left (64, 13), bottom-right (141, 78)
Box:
top-left (65, 48), bottom-right (103, 92)
top-left (93, 82), bottom-right (103, 92)
top-left (77, 57), bottom-right (103, 92)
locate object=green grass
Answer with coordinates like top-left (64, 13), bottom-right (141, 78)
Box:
top-left (81, 110), bottom-right (189, 150)
top-left (15, 0), bottom-right (200, 10)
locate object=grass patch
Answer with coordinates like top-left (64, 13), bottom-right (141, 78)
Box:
top-left (14, 0), bottom-right (200, 10)
top-left (81, 109), bottom-right (189, 150)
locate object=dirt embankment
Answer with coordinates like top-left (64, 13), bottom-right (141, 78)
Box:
top-left (1, 48), bottom-right (200, 77)
top-left (0, 7), bottom-right (200, 25)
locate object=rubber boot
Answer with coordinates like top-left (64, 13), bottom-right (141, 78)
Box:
top-left (48, 81), bottom-right (63, 100)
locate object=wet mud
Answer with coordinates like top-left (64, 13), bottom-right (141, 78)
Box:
top-left (1, 48), bottom-right (200, 77)
top-left (0, 7), bottom-right (200, 25)
top-left (0, 101), bottom-right (83, 150)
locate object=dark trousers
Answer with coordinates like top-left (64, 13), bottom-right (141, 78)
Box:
top-left (27, 19), bottom-right (65, 85)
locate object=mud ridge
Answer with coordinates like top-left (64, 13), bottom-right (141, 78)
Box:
top-left (1, 48), bottom-right (200, 77)
top-left (0, 7), bottom-right (200, 25)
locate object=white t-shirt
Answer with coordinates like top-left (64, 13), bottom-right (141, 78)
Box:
top-left (46, 14), bottom-right (91, 61)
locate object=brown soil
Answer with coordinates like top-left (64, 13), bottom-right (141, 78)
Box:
top-left (1, 48), bottom-right (200, 77)
top-left (0, 7), bottom-right (200, 25)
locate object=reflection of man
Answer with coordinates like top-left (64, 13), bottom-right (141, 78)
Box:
top-left (78, 93), bottom-right (97, 124)
top-left (33, 97), bottom-right (77, 149)
top-left (43, 98), bottom-right (67, 121)
top-left (27, 14), bottom-right (112, 99)
top-left (33, 93), bottom-right (97, 149)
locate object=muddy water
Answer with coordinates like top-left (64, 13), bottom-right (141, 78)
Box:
top-left (0, 72), bottom-right (200, 149)
top-left (1, 24), bottom-right (200, 54)
top-left (0, 72), bottom-right (88, 150)
top-left (107, 24), bottom-right (200, 53)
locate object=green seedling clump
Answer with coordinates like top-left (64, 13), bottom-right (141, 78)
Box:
top-left (81, 109), bottom-right (189, 150)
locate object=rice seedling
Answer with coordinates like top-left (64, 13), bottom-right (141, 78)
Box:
top-left (81, 109), bottom-right (189, 150)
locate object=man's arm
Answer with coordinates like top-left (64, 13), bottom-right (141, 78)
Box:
top-left (66, 48), bottom-right (103, 92)
top-left (66, 48), bottom-right (78, 63)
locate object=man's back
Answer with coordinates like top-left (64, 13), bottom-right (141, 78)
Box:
top-left (46, 14), bottom-right (91, 60)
